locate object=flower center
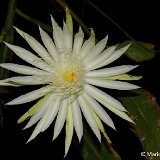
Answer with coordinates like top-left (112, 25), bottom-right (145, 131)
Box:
top-left (49, 52), bottom-right (86, 98)
top-left (64, 70), bottom-right (76, 82)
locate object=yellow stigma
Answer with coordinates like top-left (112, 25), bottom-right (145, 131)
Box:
top-left (64, 71), bottom-right (76, 81)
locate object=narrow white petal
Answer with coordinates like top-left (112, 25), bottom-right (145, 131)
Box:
top-left (41, 98), bottom-right (61, 132)
top-left (84, 85), bottom-right (134, 123)
top-left (39, 26), bottom-right (57, 60)
top-left (109, 106), bottom-right (134, 123)
top-left (86, 65), bottom-right (138, 78)
top-left (72, 27), bottom-right (84, 54)
top-left (26, 118), bottom-right (45, 143)
top-left (26, 96), bottom-right (58, 143)
top-left (53, 98), bottom-right (68, 140)
top-left (65, 100), bottom-right (74, 156)
top-left (14, 27), bottom-right (53, 64)
top-left (80, 29), bottom-right (95, 58)
top-left (78, 95), bottom-right (101, 141)
top-left (63, 22), bottom-right (73, 50)
top-left (26, 95), bottom-right (57, 142)
top-left (72, 98), bottom-right (83, 142)
top-left (86, 78), bottom-right (140, 90)
top-left (4, 42), bottom-right (52, 72)
top-left (91, 110), bottom-right (112, 144)
top-left (82, 92), bottom-right (115, 129)
top-left (96, 44), bottom-right (130, 68)
top-left (1, 76), bottom-right (45, 85)
top-left (86, 45), bottom-right (116, 71)
top-left (0, 80), bottom-right (21, 87)
top-left (6, 86), bottom-right (52, 105)
top-left (24, 93), bottom-right (54, 129)
top-left (0, 63), bottom-right (49, 75)
top-left (51, 15), bottom-right (64, 51)
top-left (84, 84), bottom-right (127, 112)
top-left (85, 35), bottom-right (108, 61)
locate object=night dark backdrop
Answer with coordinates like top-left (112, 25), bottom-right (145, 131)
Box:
top-left (0, 0), bottom-right (160, 160)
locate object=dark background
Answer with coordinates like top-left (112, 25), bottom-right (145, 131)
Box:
top-left (0, 0), bottom-right (160, 160)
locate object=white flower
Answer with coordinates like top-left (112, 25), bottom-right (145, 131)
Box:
top-left (0, 9), bottom-right (140, 156)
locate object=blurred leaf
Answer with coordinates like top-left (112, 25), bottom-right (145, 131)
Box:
top-left (0, 0), bottom-right (16, 79)
top-left (119, 89), bottom-right (160, 160)
top-left (118, 41), bottom-right (155, 62)
top-left (80, 127), bottom-right (121, 160)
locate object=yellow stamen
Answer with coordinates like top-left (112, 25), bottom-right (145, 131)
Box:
top-left (64, 71), bottom-right (75, 81)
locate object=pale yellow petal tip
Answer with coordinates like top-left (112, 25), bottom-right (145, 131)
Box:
top-left (13, 26), bottom-right (22, 34)
top-left (65, 7), bottom-right (73, 33)
top-left (52, 134), bottom-right (57, 141)
top-left (90, 28), bottom-right (95, 37)
top-left (13, 26), bottom-right (18, 30)
top-left (17, 115), bottom-right (29, 124)
top-left (5, 101), bottom-right (14, 105)
top-left (17, 118), bottom-right (22, 124)
top-left (127, 116), bottom-right (135, 124)
top-left (130, 119), bottom-right (136, 124)
top-left (26, 137), bottom-right (32, 144)
top-left (103, 132), bottom-right (112, 144)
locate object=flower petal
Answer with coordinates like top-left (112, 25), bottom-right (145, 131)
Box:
top-left (86, 78), bottom-right (140, 90)
top-left (96, 44), bottom-right (130, 68)
top-left (14, 27), bottom-right (53, 64)
top-left (41, 98), bottom-right (61, 132)
top-left (0, 63), bottom-right (49, 75)
top-left (109, 106), bottom-right (134, 123)
top-left (85, 35), bottom-right (108, 61)
top-left (51, 15), bottom-right (64, 51)
top-left (78, 94), bottom-right (101, 141)
top-left (105, 74), bottom-right (142, 80)
top-left (72, 97), bottom-right (83, 142)
top-left (1, 76), bottom-right (46, 85)
top-left (65, 99), bottom-right (74, 156)
top-left (84, 85), bottom-right (134, 123)
top-left (82, 92), bottom-right (115, 129)
top-left (0, 80), bottom-right (21, 87)
top-left (86, 45), bottom-right (116, 71)
top-left (80, 29), bottom-right (95, 58)
top-left (6, 86), bottom-right (52, 105)
top-left (84, 84), bottom-right (127, 112)
top-left (91, 109), bottom-right (112, 144)
top-left (72, 27), bottom-right (84, 54)
top-left (39, 26), bottom-right (57, 60)
top-left (53, 98), bottom-right (68, 140)
top-left (24, 93), bottom-right (54, 129)
top-left (63, 22), bottom-right (73, 50)
top-left (27, 101), bottom-right (57, 143)
top-left (26, 117), bottom-right (46, 143)
top-left (4, 42), bottom-right (52, 72)
top-left (27, 96), bottom-right (58, 143)
top-left (65, 7), bottom-right (73, 33)
top-left (18, 94), bottom-right (51, 124)
top-left (86, 65), bottom-right (138, 78)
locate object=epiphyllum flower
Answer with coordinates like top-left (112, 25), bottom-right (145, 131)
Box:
top-left (0, 9), bottom-right (140, 156)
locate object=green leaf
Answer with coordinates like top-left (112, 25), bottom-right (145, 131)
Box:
top-left (80, 127), bottom-right (121, 160)
top-left (118, 41), bottom-right (155, 62)
top-left (0, 0), bottom-right (16, 79)
top-left (119, 89), bottom-right (160, 160)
